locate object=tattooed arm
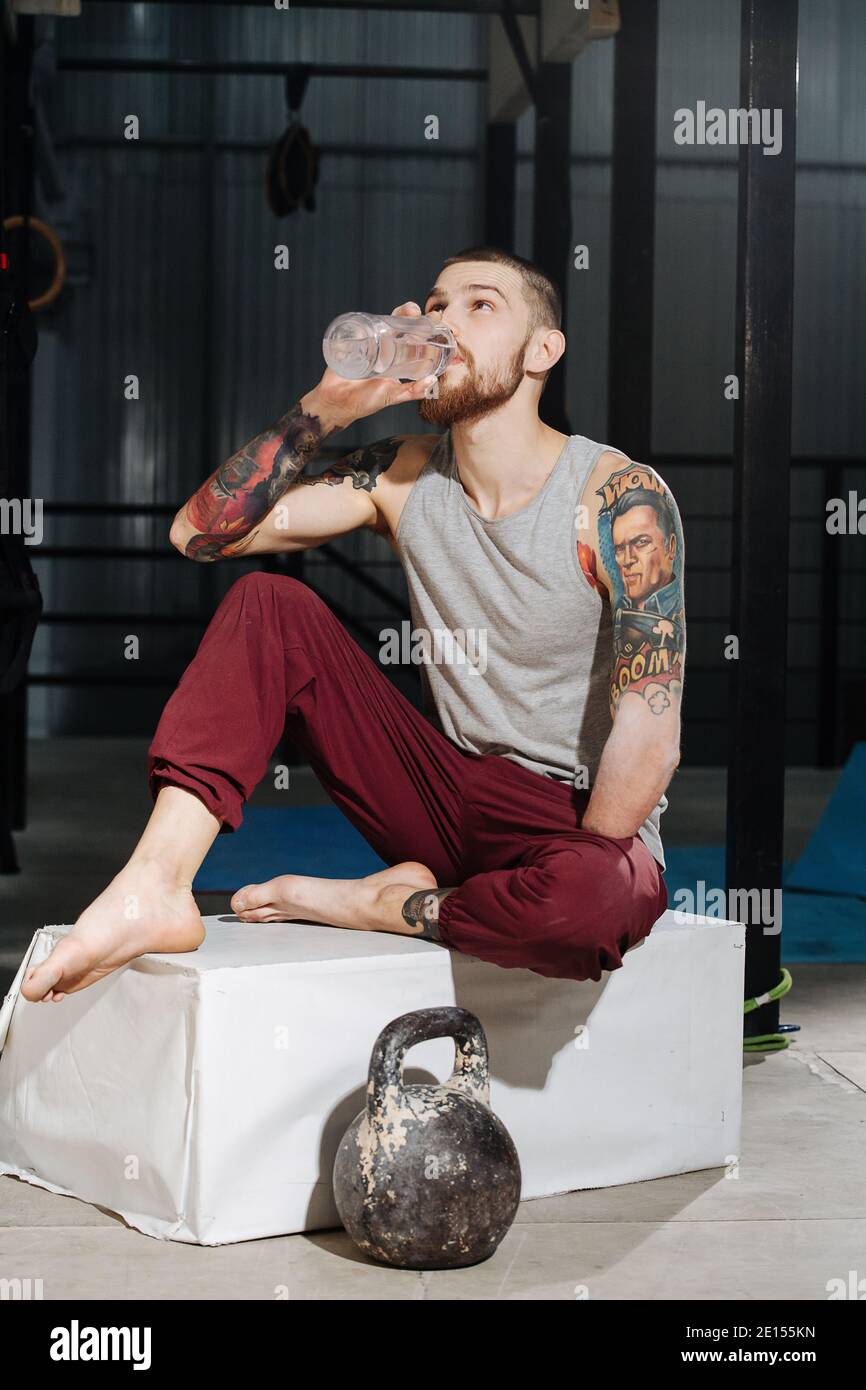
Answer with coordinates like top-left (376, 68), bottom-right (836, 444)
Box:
top-left (575, 451), bottom-right (685, 839)
top-left (170, 300), bottom-right (442, 562)
top-left (169, 389), bottom-right (409, 561)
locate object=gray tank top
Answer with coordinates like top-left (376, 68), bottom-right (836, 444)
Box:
top-left (393, 428), bottom-right (667, 870)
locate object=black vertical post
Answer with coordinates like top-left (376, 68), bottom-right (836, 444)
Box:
top-left (607, 0), bottom-right (658, 462)
top-left (817, 460), bottom-right (841, 766)
top-left (532, 60), bottom-right (572, 435)
top-left (197, 26), bottom-right (219, 625)
top-left (0, 15), bottom-right (36, 870)
top-left (484, 120), bottom-right (516, 251)
top-left (726, 0), bottom-right (798, 1038)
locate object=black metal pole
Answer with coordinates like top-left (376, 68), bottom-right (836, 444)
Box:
top-left (0, 16), bottom-right (11, 873)
top-left (532, 60), bottom-right (572, 435)
top-left (817, 460), bottom-right (841, 766)
top-left (726, 0), bottom-right (798, 1039)
top-left (484, 121), bottom-right (516, 251)
top-left (56, 58), bottom-right (488, 81)
top-left (195, 33), bottom-right (220, 634)
top-left (0, 14), bottom-right (36, 868)
top-left (607, 0), bottom-right (658, 461)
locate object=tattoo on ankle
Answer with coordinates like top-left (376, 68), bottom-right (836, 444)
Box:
top-left (401, 888), bottom-right (455, 943)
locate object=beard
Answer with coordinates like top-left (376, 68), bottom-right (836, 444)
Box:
top-left (417, 337), bottom-right (530, 428)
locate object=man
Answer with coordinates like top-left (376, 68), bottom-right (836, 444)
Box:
top-left (23, 246), bottom-right (685, 1003)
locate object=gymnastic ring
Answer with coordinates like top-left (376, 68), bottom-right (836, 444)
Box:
top-left (2, 214), bottom-right (67, 311)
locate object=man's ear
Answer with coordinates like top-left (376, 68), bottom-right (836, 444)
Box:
top-left (527, 327), bottom-right (565, 376)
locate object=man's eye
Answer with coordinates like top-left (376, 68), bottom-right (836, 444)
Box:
top-left (473, 300), bottom-right (494, 310)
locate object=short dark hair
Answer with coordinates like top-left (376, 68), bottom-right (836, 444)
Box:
top-left (610, 487), bottom-right (676, 544)
top-left (439, 245), bottom-right (562, 393)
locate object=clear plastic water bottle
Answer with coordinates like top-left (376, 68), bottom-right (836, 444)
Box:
top-left (323, 312), bottom-right (456, 381)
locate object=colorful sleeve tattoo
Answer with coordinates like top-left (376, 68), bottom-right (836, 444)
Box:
top-left (588, 460), bottom-right (686, 717)
top-left (182, 400), bottom-right (336, 561)
top-left (182, 402), bottom-right (404, 562)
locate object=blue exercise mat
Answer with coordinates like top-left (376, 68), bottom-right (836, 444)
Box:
top-left (777, 892), bottom-right (866, 962)
top-left (193, 804), bottom-right (386, 892)
top-left (785, 742), bottom-right (866, 898)
top-left (662, 845), bottom-right (866, 963)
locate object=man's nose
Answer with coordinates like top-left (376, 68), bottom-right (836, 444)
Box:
top-left (441, 323), bottom-right (463, 354)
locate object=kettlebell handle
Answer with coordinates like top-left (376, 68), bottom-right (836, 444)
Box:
top-left (368, 1006), bottom-right (490, 1116)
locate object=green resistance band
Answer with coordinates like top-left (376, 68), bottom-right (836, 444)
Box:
top-left (743, 967), bottom-right (793, 1053)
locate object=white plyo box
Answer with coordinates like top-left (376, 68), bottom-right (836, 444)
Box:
top-left (0, 911), bottom-right (745, 1245)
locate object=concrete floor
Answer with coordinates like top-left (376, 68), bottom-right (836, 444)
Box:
top-left (0, 738), bottom-right (863, 1300)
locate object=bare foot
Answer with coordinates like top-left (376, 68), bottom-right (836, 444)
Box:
top-left (230, 861), bottom-right (438, 932)
top-left (20, 860), bottom-right (206, 1003)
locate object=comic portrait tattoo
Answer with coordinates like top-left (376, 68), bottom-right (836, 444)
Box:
top-left (401, 887), bottom-right (455, 943)
top-left (595, 463), bottom-right (686, 715)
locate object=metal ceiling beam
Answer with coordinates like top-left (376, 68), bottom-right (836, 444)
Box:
top-left (56, 57), bottom-right (486, 79)
top-left (87, 0), bottom-right (539, 13)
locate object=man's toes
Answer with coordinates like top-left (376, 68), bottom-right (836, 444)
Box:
top-left (231, 881), bottom-right (269, 914)
top-left (22, 957), bottom-right (65, 1003)
top-left (231, 878), bottom-right (289, 915)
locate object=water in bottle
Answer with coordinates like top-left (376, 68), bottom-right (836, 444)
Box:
top-left (323, 312), bottom-right (456, 381)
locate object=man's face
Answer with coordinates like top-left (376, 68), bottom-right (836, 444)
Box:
top-left (417, 262), bottom-right (534, 427)
top-left (611, 505), bottom-right (675, 605)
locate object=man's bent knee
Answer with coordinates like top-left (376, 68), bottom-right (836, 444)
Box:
top-left (220, 572), bottom-right (330, 626)
top-left (522, 857), bottom-right (658, 980)
top-left (224, 571), bottom-right (314, 604)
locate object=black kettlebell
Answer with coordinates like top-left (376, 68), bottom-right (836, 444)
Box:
top-left (332, 1006), bottom-right (521, 1270)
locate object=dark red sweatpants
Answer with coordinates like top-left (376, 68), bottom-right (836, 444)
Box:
top-left (147, 572), bottom-right (668, 982)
